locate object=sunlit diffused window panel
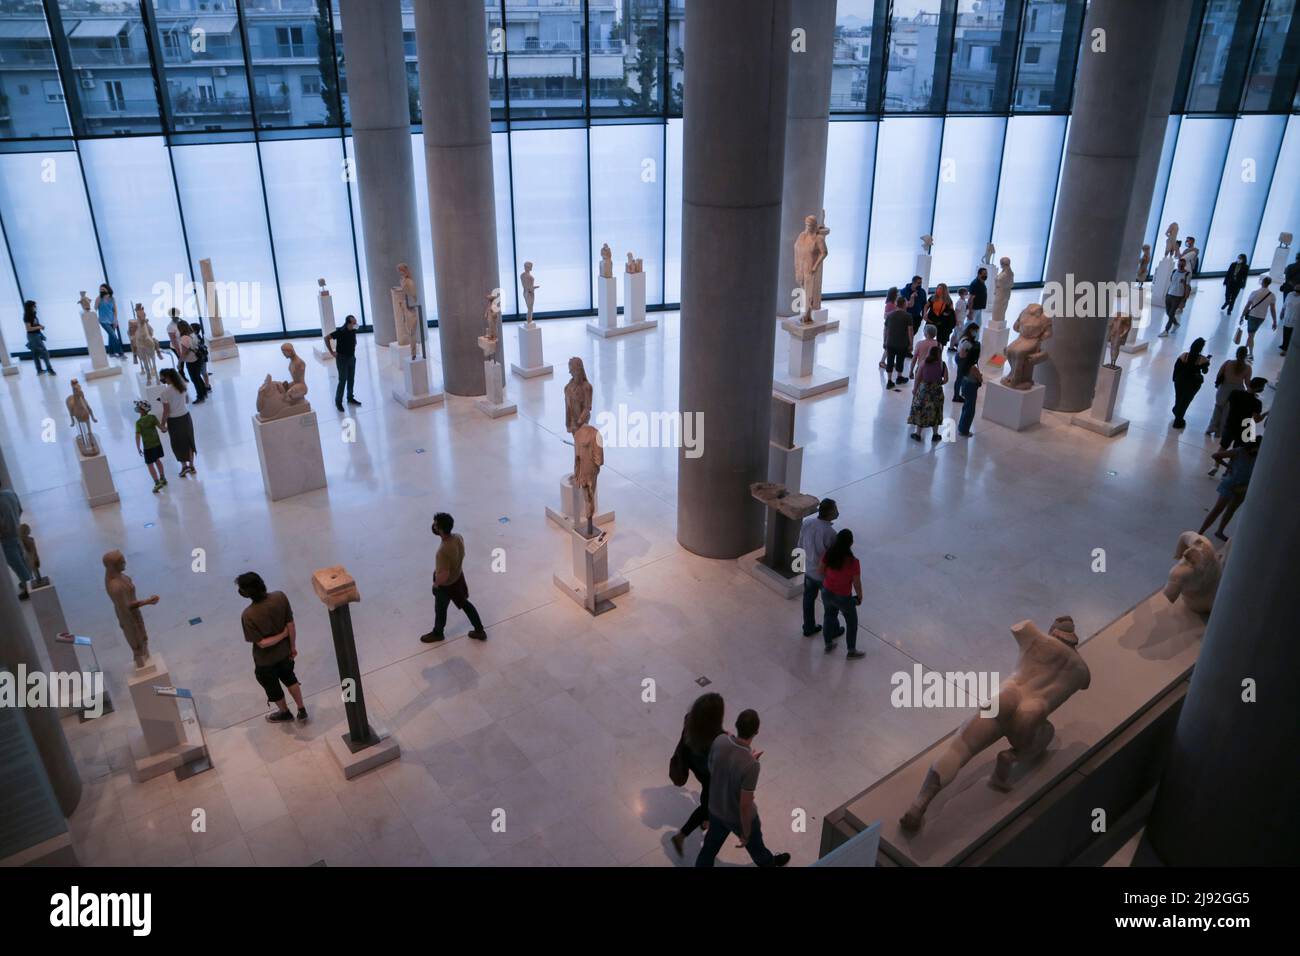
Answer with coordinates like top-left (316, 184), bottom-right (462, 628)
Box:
top-left (1159, 118), bottom-right (1234, 265)
top-left (260, 137), bottom-right (360, 332)
top-left (152, 2), bottom-right (254, 132)
top-left (505, 0), bottom-right (586, 120)
top-left (1184, 2), bottom-right (1250, 113)
top-left (242, 0), bottom-right (342, 130)
top-left (1203, 115), bottom-right (1287, 273)
top-left (591, 0), bottom-right (664, 117)
top-left (492, 131), bottom-right (517, 317)
top-left (0, 4), bottom-right (72, 138)
top-left (1252, 115), bottom-right (1300, 270)
top-left (991, 114), bottom-right (1066, 283)
top-left (53, 0), bottom-right (161, 135)
top-left (865, 117), bottom-right (942, 291)
top-left (664, 117), bottom-right (682, 303)
top-left (883, 0), bottom-right (943, 113)
top-left (78, 137), bottom-right (190, 324)
top-left (0, 151), bottom-right (103, 350)
top-left (931, 116), bottom-right (1004, 286)
top-left (1145, 116), bottom-right (1181, 257)
top-left (831, 0), bottom-right (877, 112)
top-left (821, 120), bottom-right (876, 295)
top-left (408, 132), bottom-right (438, 321)
top-left (590, 123), bottom-right (664, 306)
top-left (509, 126), bottom-right (590, 311)
top-left (171, 142), bottom-right (283, 336)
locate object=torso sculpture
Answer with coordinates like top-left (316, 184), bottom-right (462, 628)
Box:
top-left (521, 263), bottom-right (539, 325)
top-left (572, 423), bottom-right (604, 533)
top-left (19, 523), bottom-right (44, 586)
top-left (483, 292), bottom-right (501, 346)
top-left (78, 291), bottom-right (92, 315)
top-left (132, 307), bottom-right (162, 385)
top-left (982, 242), bottom-right (996, 270)
top-left (66, 379), bottom-right (99, 456)
top-left (1003, 303), bottom-right (1053, 389)
top-left (103, 550), bottom-right (151, 668)
top-left (1183, 241), bottom-right (1199, 274)
top-left (564, 357), bottom-right (592, 435)
top-left (395, 263), bottom-right (421, 359)
top-left (256, 344), bottom-right (310, 420)
top-left (1105, 314), bottom-right (1132, 367)
top-left (1163, 531), bottom-right (1222, 615)
top-left (900, 616), bottom-right (1091, 830)
top-left (793, 213), bottom-right (830, 321)
top-left (990, 257), bottom-right (1014, 325)
top-left (1138, 244), bottom-right (1151, 280)
top-left (599, 243), bottom-right (613, 279)
top-left (919, 234), bottom-right (934, 255)
top-left (1164, 222), bottom-right (1180, 258)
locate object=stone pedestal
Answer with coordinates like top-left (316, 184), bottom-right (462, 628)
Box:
top-left (392, 356), bottom-right (444, 409)
top-left (623, 270), bottom-right (647, 325)
top-left (207, 334), bottom-right (238, 362)
top-left (327, 715), bottom-right (400, 780)
top-left (139, 380), bottom-right (167, 419)
top-left (475, 336), bottom-right (516, 417)
top-left (915, 252), bottom-right (932, 290)
top-left (0, 323), bottom-right (16, 376)
top-left (127, 654), bottom-right (208, 782)
top-left (80, 310), bottom-right (120, 381)
top-left (314, 289), bottom-right (336, 362)
top-left (1120, 315), bottom-right (1149, 354)
top-left (740, 481), bottom-right (818, 599)
top-left (768, 442), bottom-right (804, 490)
top-left (981, 381), bottom-right (1045, 431)
top-left (1269, 245), bottom-right (1290, 285)
top-left (588, 273), bottom-right (657, 338)
top-left (553, 527), bottom-right (629, 615)
top-left (511, 323), bottom-right (553, 378)
top-left (1071, 363), bottom-right (1130, 437)
top-left (29, 583), bottom-right (77, 717)
top-left (980, 321), bottom-right (1009, 364)
top-left (773, 312), bottom-right (848, 399)
top-left (545, 474), bottom-right (614, 531)
top-left (596, 273), bottom-right (618, 330)
top-left (77, 449), bottom-right (119, 507)
top-left (1151, 257), bottom-right (1174, 305)
top-left (252, 412), bottom-right (327, 501)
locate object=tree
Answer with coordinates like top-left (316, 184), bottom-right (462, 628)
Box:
top-left (630, 22), bottom-right (662, 112)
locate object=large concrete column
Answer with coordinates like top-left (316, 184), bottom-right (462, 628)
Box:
top-left (1144, 357), bottom-right (1299, 865)
top-left (775, 0), bottom-right (836, 316)
top-left (1035, 0), bottom-right (1185, 411)
top-left (678, 0), bottom-right (791, 558)
top-left (340, 0), bottom-right (424, 347)
top-left (412, 0), bottom-right (497, 396)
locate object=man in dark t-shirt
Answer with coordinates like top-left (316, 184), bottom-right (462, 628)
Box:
top-left (970, 268), bottom-right (989, 317)
top-left (884, 306), bottom-right (914, 390)
top-left (237, 571), bottom-right (307, 722)
top-left (326, 314), bottom-right (361, 412)
top-left (1216, 377), bottom-right (1267, 457)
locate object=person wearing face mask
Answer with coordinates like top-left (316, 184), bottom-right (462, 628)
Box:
top-left (326, 313), bottom-right (362, 412)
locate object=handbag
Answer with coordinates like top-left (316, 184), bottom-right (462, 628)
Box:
top-left (1234, 327), bottom-right (1242, 345)
top-left (669, 732), bottom-right (690, 787)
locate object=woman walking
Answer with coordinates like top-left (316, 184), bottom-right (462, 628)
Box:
top-left (22, 301), bottom-right (54, 374)
top-left (1206, 346), bottom-right (1251, 438)
top-left (908, 345), bottom-right (948, 443)
top-left (1170, 337), bottom-right (1210, 429)
top-left (818, 530), bottom-right (864, 660)
top-left (1198, 438), bottom-right (1261, 541)
top-left (669, 692), bottom-right (726, 858)
top-left (159, 368), bottom-right (198, 477)
top-left (177, 320), bottom-right (209, 403)
top-left (95, 284), bottom-right (124, 358)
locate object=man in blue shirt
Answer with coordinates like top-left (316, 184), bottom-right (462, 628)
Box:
top-left (796, 498), bottom-right (838, 640)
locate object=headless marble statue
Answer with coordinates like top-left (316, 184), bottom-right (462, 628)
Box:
top-left (103, 549), bottom-right (157, 668)
top-left (1163, 531), bottom-right (1222, 615)
top-left (900, 616), bottom-right (1090, 830)
top-left (19, 523), bottom-right (47, 587)
top-left (572, 423), bottom-right (604, 536)
top-left (990, 256), bottom-right (1014, 325)
top-left (982, 242), bottom-right (996, 269)
top-left (564, 356), bottom-right (592, 434)
top-left (793, 212), bottom-right (830, 321)
top-left (1137, 244), bottom-right (1152, 282)
top-left (625, 252), bottom-right (643, 274)
top-left (1164, 222), bottom-right (1180, 259)
top-left (132, 305), bottom-right (162, 385)
top-left (599, 243), bottom-right (614, 279)
top-left (1105, 314), bottom-right (1132, 368)
top-left (919, 234), bottom-right (934, 255)
top-left (66, 378), bottom-right (100, 457)
top-left (256, 343), bottom-right (310, 420)
top-left (1003, 303), bottom-right (1053, 389)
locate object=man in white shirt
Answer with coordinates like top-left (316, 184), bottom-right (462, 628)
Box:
top-left (796, 498), bottom-right (838, 638)
top-left (1159, 258), bottom-right (1191, 335)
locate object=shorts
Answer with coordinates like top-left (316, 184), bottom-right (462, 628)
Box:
top-left (143, 444), bottom-right (164, 464)
top-left (1245, 315), bottom-right (1265, 334)
top-left (254, 656), bottom-right (299, 704)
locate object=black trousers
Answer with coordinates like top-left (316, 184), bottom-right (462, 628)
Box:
top-left (335, 353), bottom-right (356, 406)
top-left (885, 348), bottom-right (907, 377)
top-left (254, 657), bottom-right (299, 704)
top-left (681, 775), bottom-right (711, 837)
top-left (187, 361), bottom-right (208, 400)
top-left (432, 582), bottom-right (484, 637)
top-left (1224, 284), bottom-right (1243, 311)
top-left (1283, 325), bottom-right (1293, 352)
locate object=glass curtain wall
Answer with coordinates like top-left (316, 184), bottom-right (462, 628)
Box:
top-left (1, 0), bottom-right (1298, 355)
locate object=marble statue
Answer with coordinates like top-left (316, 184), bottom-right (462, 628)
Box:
top-left (1105, 313), bottom-right (1132, 368)
top-left (78, 290), bottom-right (92, 315)
top-left (900, 616), bottom-right (1090, 831)
top-left (395, 263), bottom-right (422, 359)
top-left (1137, 244), bottom-right (1151, 282)
top-left (127, 311), bottom-right (139, 365)
top-left (990, 256), bottom-right (1014, 325)
top-left (599, 243), bottom-right (614, 279)
top-left (920, 234), bottom-right (934, 255)
top-left (520, 262), bottom-right (539, 325)
top-left (564, 356), bottom-right (592, 434)
top-left (66, 378), bottom-right (100, 457)
top-left (131, 305), bottom-right (162, 386)
top-left (19, 524), bottom-right (46, 588)
top-left (625, 252), bottom-right (643, 274)
top-left (1163, 531), bottom-right (1222, 615)
top-left (1164, 222), bottom-right (1180, 259)
top-left (1003, 303), bottom-right (1053, 389)
top-left (483, 290), bottom-right (501, 343)
top-left (793, 211), bottom-right (830, 321)
top-left (1280, 232), bottom-right (1293, 247)
top-left (103, 549), bottom-right (158, 668)
top-left (982, 242), bottom-right (996, 268)
top-left (255, 343), bottom-right (310, 420)
top-left (199, 258), bottom-right (226, 339)
top-left (572, 422), bottom-right (604, 535)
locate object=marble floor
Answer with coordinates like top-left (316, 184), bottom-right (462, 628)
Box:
top-left (1, 282), bottom-right (1283, 867)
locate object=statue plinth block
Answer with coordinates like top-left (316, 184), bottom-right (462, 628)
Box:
top-left (774, 312), bottom-right (848, 399)
top-left (622, 270), bottom-right (647, 325)
top-left (980, 323), bottom-right (1010, 362)
top-left (595, 273), bottom-right (618, 329)
top-left (511, 322), bottom-right (553, 378)
top-left (139, 380), bottom-right (167, 419)
top-left (207, 333), bottom-right (239, 361)
top-left (554, 527), bottom-right (629, 616)
top-left (326, 715), bottom-right (400, 780)
top-left (1269, 245), bottom-right (1288, 284)
top-left (127, 653), bottom-right (208, 782)
top-left (475, 358), bottom-right (516, 419)
top-left (767, 441), bottom-right (804, 489)
top-left (392, 356), bottom-right (444, 410)
top-left (981, 381), bottom-right (1044, 431)
top-left (915, 252), bottom-right (932, 289)
top-left (1151, 257), bottom-right (1174, 304)
top-left (1071, 364), bottom-right (1130, 437)
top-left (545, 474), bottom-right (614, 531)
top-left (252, 412), bottom-right (327, 501)
top-left (1120, 317), bottom-right (1149, 355)
top-left (78, 449), bottom-right (119, 508)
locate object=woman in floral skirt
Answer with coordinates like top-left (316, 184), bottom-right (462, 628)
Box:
top-left (908, 344), bottom-right (948, 443)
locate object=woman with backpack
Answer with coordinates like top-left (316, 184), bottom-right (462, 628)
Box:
top-left (176, 319), bottom-right (209, 403)
top-left (669, 691), bottom-right (726, 857)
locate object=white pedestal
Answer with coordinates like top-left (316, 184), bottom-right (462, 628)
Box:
top-left (139, 380), bottom-right (167, 419)
top-left (28, 584), bottom-right (77, 717)
top-left (545, 474), bottom-right (614, 531)
top-left (385, 341), bottom-right (409, 366)
top-left (326, 716), bottom-right (400, 780)
top-left (78, 450), bottom-right (119, 507)
top-left (981, 381), bottom-right (1044, 431)
top-left (915, 253), bottom-right (932, 290)
top-left (553, 527), bottom-right (629, 616)
top-left (127, 654), bottom-right (208, 782)
top-left (980, 321), bottom-right (1009, 363)
top-left (251, 411), bottom-right (327, 501)
top-left (0, 324), bottom-right (16, 376)
top-left (738, 547), bottom-right (803, 600)
top-left (773, 313), bottom-right (848, 399)
top-left (79, 310), bottom-right (121, 380)
top-left (314, 291), bottom-right (336, 362)
top-left (1151, 257), bottom-right (1174, 305)
top-left (511, 323), bottom-right (553, 378)
top-left (1270, 245), bottom-right (1290, 285)
top-left (767, 442), bottom-right (804, 490)
top-left (1071, 363), bottom-right (1130, 437)
top-left (475, 358), bottom-right (516, 418)
top-left (596, 274), bottom-right (618, 330)
top-left (623, 270), bottom-right (647, 325)
top-left (207, 333), bottom-right (238, 361)
top-left (392, 356), bottom-right (444, 409)
top-left (1120, 316), bottom-right (1149, 354)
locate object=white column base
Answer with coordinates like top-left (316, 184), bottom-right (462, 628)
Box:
top-left (915, 252), bottom-right (932, 289)
top-left (596, 274), bottom-right (618, 329)
top-left (622, 270), bottom-right (647, 325)
top-left (475, 359), bottom-right (516, 418)
top-left (392, 356), bottom-right (445, 409)
top-left (78, 450), bottom-right (119, 507)
top-left (252, 411), bottom-right (327, 501)
top-left (767, 441), bottom-right (804, 489)
top-left (1151, 257), bottom-right (1174, 303)
top-left (139, 381), bottom-right (167, 419)
top-left (738, 547), bottom-right (803, 600)
top-left (1269, 245), bottom-right (1289, 284)
top-left (553, 527), bottom-right (629, 616)
top-left (81, 362), bottom-right (122, 381)
top-left (207, 334), bottom-right (239, 361)
top-left (511, 323), bottom-right (553, 378)
top-left (545, 474), bottom-right (615, 531)
top-left (2, 365), bottom-right (17, 377)
top-left (1071, 363), bottom-right (1130, 437)
top-left (981, 380), bottom-right (1045, 431)
top-left (587, 316), bottom-right (658, 338)
top-left (773, 313), bottom-right (847, 398)
top-left (325, 716), bottom-right (401, 780)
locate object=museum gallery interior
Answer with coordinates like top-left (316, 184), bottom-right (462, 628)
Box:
top-left (0, 0), bottom-right (1297, 873)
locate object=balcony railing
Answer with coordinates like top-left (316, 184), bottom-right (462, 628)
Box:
top-left (80, 97), bottom-right (160, 117)
top-left (171, 93), bottom-right (291, 114)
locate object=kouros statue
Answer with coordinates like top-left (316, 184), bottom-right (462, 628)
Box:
top-left (982, 242), bottom-right (996, 269)
top-left (1163, 531), bottom-right (1222, 615)
top-left (572, 422), bottom-right (604, 535)
top-left (255, 343), bottom-right (310, 420)
top-left (1003, 303), bottom-right (1053, 389)
top-left (395, 263), bottom-right (422, 360)
top-left (1164, 222), bottom-right (1180, 259)
top-left (564, 356), bottom-right (592, 434)
top-left (103, 549), bottom-right (159, 668)
top-left (131, 304), bottom-right (162, 386)
top-left (919, 234), bottom-right (934, 255)
top-left (66, 378), bottom-right (100, 457)
top-left (520, 262), bottom-right (539, 325)
top-left (900, 616), bottom-right (1090, 831)
top-left (19, 523), bottom-right (47, 588)
top-left (1137, 244), bottom-right (1152, 282)
top-left (599, 243), bottom-right (614, 279)
top-left (990, 256), bottom-right (1014, 325)
top-left (1104, 313), bottom-right (1132, 368)
top-left (625, 252), bottom-right (643, 274)
top-left (483, 290), bottom-right (501, 343)
top-left (793, 211), bottom-right (830, 322)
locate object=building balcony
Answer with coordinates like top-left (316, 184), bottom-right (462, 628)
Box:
top-left (80, 97), bottom-right (161, 118)
top-left (171, 93), bottom-right (291, 115)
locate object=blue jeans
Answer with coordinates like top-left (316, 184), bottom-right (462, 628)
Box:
top-left (694, 812), bottom-right (776, 867)
top-left (2, 535), bottom-right (33, 585)
top-left (822, 591), bottom-right (858, 651)
top-left (101, 321), bottom-right (124, 357)
top-left (802, 575), bottom-right (822, 634)
top-left (26, 335), bottom-right (54, 372)
top-left (958, 378), bottom-right (981, 434)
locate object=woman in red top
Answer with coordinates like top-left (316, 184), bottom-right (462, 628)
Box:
top-left (818, 530), bottom-right (865, 660)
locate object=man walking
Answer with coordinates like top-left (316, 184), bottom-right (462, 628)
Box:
top-left (694, 709), bottom-right (791, 867)
top-left (421, 512), bottom-right (487, 643)
top-left (797, 498), bottom-right (837, 638)
top-left (326, 313), bottom-right (361, 412)
top-left (1159, 258), bottom-right (1190, 335)
top-left (237, 571), bottom-right (307, 723)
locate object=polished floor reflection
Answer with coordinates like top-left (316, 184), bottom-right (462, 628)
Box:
top-left (1, 281), bottom-right (1284, 866)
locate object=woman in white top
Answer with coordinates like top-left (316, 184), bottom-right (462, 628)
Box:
top-left (159, 368), bottom-right (198, 476)
top-left (910, 323), bottom-right (939, 378)
top-left (1239, 276), bottom-right (1277, 360)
